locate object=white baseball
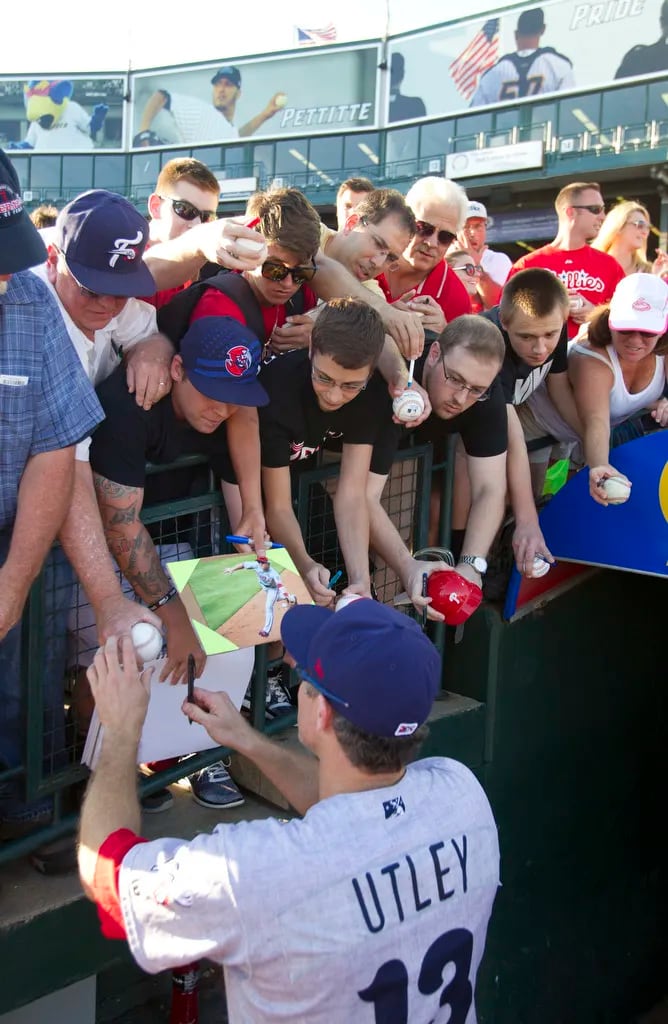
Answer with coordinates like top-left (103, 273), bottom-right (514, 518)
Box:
top-left (392, 389), bottom-right (425, 423)
top-left (274, 93), bottom-right (288, 108)
top-left (131, 622), bottom-right (163, 662)
top-left (602, 475), bottom-right (631, 504)
top-left (529, 557), bottom-right (551, 578)
top-left (235, 237), bottom-right (265, 254)
top-left (335, 594), bottom-right (364, 612)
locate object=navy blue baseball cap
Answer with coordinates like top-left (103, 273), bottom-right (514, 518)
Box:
top-left (281, 599), bottom-right (441, 738)
top-left (54, 189), bottom-right (155, 297)
top-left (0, 148), bottom-right (47, 274)
top-left (180, 316), bottom-right (268, 407)
top-left (211, 66), bottom-right (242, 88)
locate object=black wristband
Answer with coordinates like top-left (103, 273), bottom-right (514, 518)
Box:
top-left (148, 586), bottom-right (177, 611)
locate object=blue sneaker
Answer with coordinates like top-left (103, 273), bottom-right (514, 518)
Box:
top-left (189, 759), bottom-right (244, 809)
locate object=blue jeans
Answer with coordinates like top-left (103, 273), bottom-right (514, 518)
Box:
top-left (0, 534), bottom-right (73, 824)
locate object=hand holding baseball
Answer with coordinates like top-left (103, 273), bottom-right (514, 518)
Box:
top-left (195, 218), bottom-right (268, 270)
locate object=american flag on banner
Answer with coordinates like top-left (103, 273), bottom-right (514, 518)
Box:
top-left (295, 22), bottom-right (337, 46)
top-left (449, 19), bottom-right (500, 100)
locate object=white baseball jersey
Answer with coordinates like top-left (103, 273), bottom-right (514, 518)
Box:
top-left (471, 47), bottom-right (575, 106)
top-left (25, 100), bottom-right (94, 151)
top-left (118, 757), bottom-right (500, 1023)
top-left (158, 90), bottom-right (238, 145)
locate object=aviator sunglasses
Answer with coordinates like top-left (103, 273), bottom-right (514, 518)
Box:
top-left (415, 220), bottom-right (457, 248)
top-left (158, 195), bottom-right (218, 223)
top-left (261, 258), bottom-right (317, 286)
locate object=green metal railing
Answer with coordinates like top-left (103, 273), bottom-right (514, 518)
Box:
top-left (0, 441), bottom-right (451, 865)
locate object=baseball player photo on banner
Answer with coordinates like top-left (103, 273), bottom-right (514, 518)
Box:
top-left (0, 75), bottom-right (126, 151)
top-left (130, 46), bottom-right (378, 147)
top-left (386, 0), bottom-right (668, 123)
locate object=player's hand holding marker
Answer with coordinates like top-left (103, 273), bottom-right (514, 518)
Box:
top-left (182, 688), bottom-right (254, 753)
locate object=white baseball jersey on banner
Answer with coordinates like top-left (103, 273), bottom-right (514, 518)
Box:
top-left (118, 757), bottom-right (500, 1023)
top-left (159, 91), bottom-right (238, 145)
top-left (471, 47), bottom-right (575, 105)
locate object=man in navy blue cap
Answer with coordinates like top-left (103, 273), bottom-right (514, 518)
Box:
top-left (79, 598), bottom-right (500, 1021)
top-left (135, 64), bottom-right (285, 146)
top-left (89, 315), bottom-right (269, 807)
top-left (0, 150), bottom-right (103, 838)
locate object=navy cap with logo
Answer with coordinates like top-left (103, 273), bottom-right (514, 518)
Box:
top-left (54, 189), bottom-right (155, 298)
top-left (180, 316), bottom-right (268, 407)
top-left (211, 66), bottom-right (242, 88)
top-left (281, 599), bottom-right (440, 738)
top-left (0, 148), bottom-right (47, 274)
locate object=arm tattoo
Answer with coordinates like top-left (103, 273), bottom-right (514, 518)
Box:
top-left (92, 473), bottom-right (170, 602)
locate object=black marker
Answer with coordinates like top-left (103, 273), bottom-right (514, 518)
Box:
top-left (421, 572), bottom-right (428, 628)
top-left (187, 654), bottom-right (195, 725)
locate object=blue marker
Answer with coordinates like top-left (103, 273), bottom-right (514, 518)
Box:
top-left (329, 570), bottom-right (342, 589)
top-left (225, 535), bottom-right (284, 549)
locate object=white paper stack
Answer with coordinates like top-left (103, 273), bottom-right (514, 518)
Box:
top-left (81, 648), bottom-right (254, 770)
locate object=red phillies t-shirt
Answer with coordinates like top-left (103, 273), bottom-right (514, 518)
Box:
top-left (377, 260), bottom-right (471, 324)
top-left (190, 283), bottom-right (317, 338)
top-left (509, 245), bottom-right (625, 338)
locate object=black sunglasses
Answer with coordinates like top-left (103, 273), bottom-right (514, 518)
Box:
top-left (261, 258), bottom-right (317, 286)
top-left (571, 204), bottom-right (605, 215)
top-left (158, 195), bottom-right (218, 223)
top-left (415, 220), bottom-right (457, 248)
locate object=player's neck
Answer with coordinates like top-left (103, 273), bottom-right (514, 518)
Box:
top-left (318, 753), bottom-right (406, 802)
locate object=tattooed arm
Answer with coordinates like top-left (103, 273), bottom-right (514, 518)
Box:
top-left (93, 473), bottom-right (205, 684)
top-left (59, 461), bottom-right (162, 644)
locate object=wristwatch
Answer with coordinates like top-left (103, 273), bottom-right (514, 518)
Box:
top-left (459, 555), bottom-right (488, 575)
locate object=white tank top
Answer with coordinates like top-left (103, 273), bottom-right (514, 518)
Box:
top-left (570, 342), bottom-right (666, 425)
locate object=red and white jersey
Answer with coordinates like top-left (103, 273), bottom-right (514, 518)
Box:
top-left (108, 757), bottom-right (499, 1023)
top-left (509, 244), bottom-right (625, 338)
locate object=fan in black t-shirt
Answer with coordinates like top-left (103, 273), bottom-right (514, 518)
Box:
top-left (90, 316), bottom-right (268, 684)
top-left (480, 269), bottom-right (582, 577)
top-left (368, 314), bottom-right (508, 606)
top-left (259, 299), bottom-right (393, 607)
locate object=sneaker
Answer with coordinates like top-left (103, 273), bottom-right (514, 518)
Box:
top-left (189, 760), bottom-right (245, 809)
top-left (242, 667), bottom-right (295, 720)
top-left (265, 669), bottom-right (295, 719)
top-left (138, 773), bottom-right (174, 814)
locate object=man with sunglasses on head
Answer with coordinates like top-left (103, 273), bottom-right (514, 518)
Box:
top-left (368, 316), bottom-right (508, 607)
top-left (376, 177), bottom-right (472, 334)
top-left (453, 201), bottom-right (512, 312)
top-left (509, 182), bottom-right (625, 338)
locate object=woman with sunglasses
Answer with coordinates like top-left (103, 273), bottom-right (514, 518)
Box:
top-left (446, 249), bottom-right (483, 312)
top-left (376, 177), bottom-right (472, 334)
top-left (591, 200), bottom-right (654, 276)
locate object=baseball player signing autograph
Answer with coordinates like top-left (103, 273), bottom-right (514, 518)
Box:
top-left (78, 600), bottom-right (499, 1023)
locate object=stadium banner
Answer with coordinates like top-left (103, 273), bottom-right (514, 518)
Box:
top-left (130, 46), bottom-right (379, 148)
top-left (386, 0), bottom-right (668, 123)
top-left (0, 76), bottom-right (127, 151)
